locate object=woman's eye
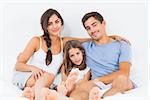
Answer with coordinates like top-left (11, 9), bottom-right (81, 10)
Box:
top-left (93, 23), bottom-right (97, 27)
top-left (55, 20), bottom-right (59, 24)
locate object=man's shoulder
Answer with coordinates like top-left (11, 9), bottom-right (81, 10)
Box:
top-left (119, 41), bottom-right (131, 47)
top-left (113, 40), bottom-right (131, 47)
top-left (114, 41), bottom-right (131, 51)
top-left (82, 41), bottom-right (92, 47)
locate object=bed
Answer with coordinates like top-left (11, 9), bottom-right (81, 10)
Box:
top-left (0, 78), bottom-right (148, 100)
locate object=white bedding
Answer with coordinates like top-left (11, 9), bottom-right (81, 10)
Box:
top-left (0, 80), bottom-right (27, 100)
top-left (0, 79), bottom-right (148, 100)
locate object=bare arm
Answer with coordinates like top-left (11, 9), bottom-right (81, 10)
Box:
top-left (109, 35), bottom-right (131, 44)
top-left (62, 37), bottom-right (91, 47)
top-left (60, 65), bottom-right (68, 81)
top-left (15, 37), bottom-right (39, 72)
top-left (34, 72), bottom-right (55, 99)
top-left (62, 35), bottom-right (130, 48)
top-left (94, 62), bottom-right (131, 84)
top-left (82, 71), bottom-right (91, 81)
top-left (76, 70), bottom-right (91, 85)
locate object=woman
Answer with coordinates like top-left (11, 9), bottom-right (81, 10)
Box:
top-left (12, 8), bottom-right (92, 100)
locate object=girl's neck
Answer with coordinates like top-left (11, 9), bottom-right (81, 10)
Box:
top-left (73, 65), bottom-right (81, 70)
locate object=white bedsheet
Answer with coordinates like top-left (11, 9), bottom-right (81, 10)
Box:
top-left (0, 80), bottom-right (27, 100)
top-left (0, 79), bottom-right (148, 100)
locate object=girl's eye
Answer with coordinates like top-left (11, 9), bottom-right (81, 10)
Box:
top-left (70, 54), bottom-right (74, 58)
top-left (76, 52), bottom-right (80, 55)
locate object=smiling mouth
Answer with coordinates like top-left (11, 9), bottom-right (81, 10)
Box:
top-left (52, 29), bottom-right (59, 32)
top-left (75, 60), bottom-right (81, 63)
top-left (91, 31), bottom-right (98, 36)
top-left (92, 33), bottom-right (98, 38)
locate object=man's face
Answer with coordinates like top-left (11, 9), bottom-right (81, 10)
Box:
top-left (84, 17), bottom-right (106, 40)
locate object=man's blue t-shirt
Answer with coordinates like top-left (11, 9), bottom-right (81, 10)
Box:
top-left (82, 40), bottom-right (132, 79)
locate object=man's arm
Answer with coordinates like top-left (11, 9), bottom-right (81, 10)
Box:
top-left (94, 62), bottom-right (131, 84)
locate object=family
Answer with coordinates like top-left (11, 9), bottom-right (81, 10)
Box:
top-left (12, 8), bottom-right (135, 100)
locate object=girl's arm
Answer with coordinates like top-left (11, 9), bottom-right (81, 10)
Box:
top-left (60, 65), bottom-right (68, 81)
top-left (82, 70), bottom-right (91, 81)
top-left (76, 70), bottom-right (91, 85)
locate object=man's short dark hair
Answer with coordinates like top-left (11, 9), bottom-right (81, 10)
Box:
top-left (82, 12), bottom-right (104, 28)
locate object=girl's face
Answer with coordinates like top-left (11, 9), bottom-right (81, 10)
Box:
top-left (47, 14), bottom-right (62, 36)
top-left (69, 48), bottom-right (83, 66)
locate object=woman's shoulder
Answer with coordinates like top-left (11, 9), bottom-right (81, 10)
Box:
top-left (30, 36), bottom-right (42, 43)
top-left (61, 37), bottom-right (68, 42)
top-left (27, 36), bottom-right (42, 50)
top-left (32, 36), bottom-right (41, 40)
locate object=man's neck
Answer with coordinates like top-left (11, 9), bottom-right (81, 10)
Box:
top-left (94, 35), bottom-right (113, 45)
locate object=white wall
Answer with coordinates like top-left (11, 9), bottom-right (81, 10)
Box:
top-left (0, 1), bottom-right (148, 97)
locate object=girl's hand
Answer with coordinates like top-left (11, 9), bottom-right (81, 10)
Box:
top-left (62, 73), bottom-right (67, 82)
top-left (109, 35), bottom-right (131, 45)
top-left (29, 65), bottom-right (44, 80)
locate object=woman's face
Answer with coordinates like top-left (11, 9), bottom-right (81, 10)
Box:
top-left (69, 48), bottom-right (83, 66)
top-left (47, 14), bottom-right (62, 36)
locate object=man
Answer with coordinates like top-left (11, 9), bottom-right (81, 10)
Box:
top-left (70, 11), bottom-right (134, 100)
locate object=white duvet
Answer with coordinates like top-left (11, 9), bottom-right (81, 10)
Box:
top-left (0, 80), bottom-right (27, 100)
top-left (0, 79), bottom-right (148, 100)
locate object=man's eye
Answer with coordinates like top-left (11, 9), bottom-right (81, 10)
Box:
top-left (86, 27), bottom-right (90, 30)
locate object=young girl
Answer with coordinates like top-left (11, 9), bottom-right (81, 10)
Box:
top-left (60, 40), bottom-right (91, 93)
top-left (40, 40), bottom-right (101, 100)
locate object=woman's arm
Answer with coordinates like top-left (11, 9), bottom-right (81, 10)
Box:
top-left (15, 37), bottom-right (39, 72)
top-left (109, 35), bottom-right (131, 44)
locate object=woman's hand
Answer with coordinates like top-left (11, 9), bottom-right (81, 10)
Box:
top-left (29, 65), bottom-right (44, 80)
top-left (109, 35), bottom-right (131, 45)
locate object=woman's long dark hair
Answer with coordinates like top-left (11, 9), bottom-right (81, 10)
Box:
top-left (40, 8), bottom-right (64, 65)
